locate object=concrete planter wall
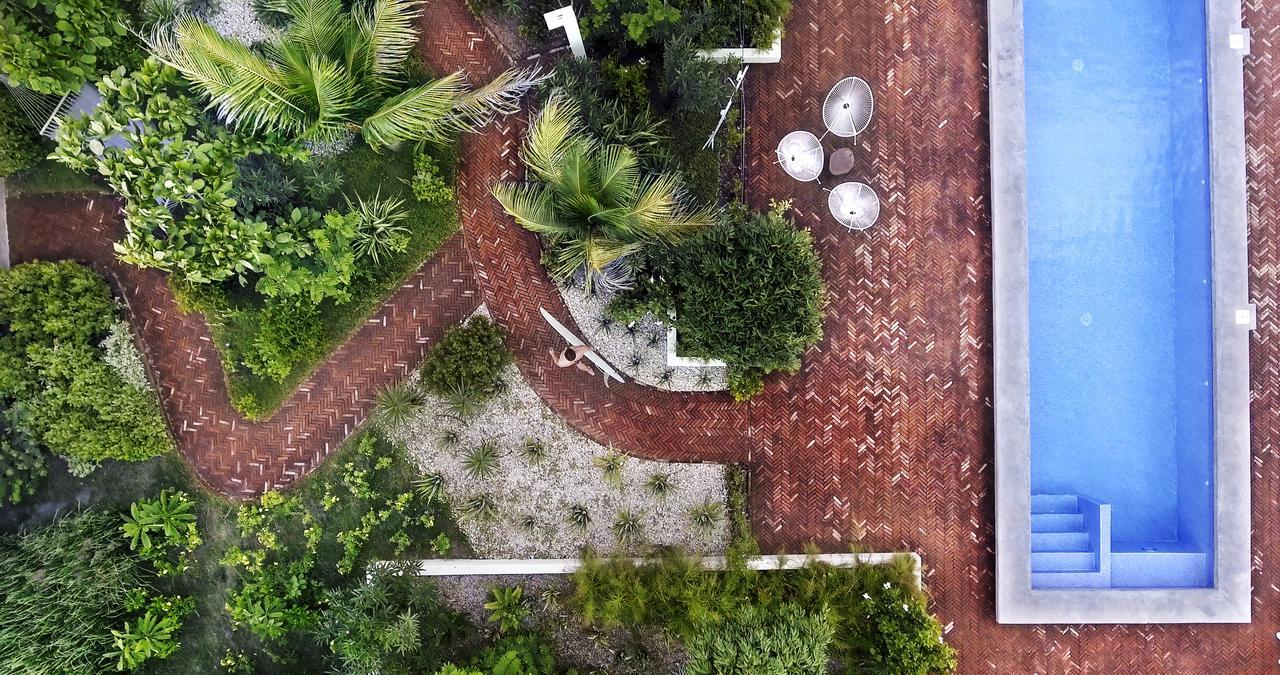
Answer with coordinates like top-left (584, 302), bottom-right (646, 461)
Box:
top-left (696, 27), bottom-right (784, 64)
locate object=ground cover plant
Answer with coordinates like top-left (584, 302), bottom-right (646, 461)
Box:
top-left (0, 261), bottom-right (171, 503)
top-left (611, 200), bottom-right (826, 400)
top-left (0, 424), bottom-right (479, 673)
top-left (0, 508), bottom-right (195, 673)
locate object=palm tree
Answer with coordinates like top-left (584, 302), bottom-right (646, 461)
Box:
top-left (492, 93), bottom-right (713, 291)
top-left (148, 0), bottom-right (539, 148)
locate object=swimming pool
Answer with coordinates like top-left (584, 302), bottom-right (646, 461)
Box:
top-left (991, 0), bottom-right (1253, 622)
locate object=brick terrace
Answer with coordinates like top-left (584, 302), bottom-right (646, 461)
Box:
top-left (8, 0), bottom-right (1280, 670)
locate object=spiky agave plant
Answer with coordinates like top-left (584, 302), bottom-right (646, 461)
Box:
top-left (149, 0), bottom-right (541, 148)
top-left (462, 441), bottom-right (501, 478)
top-left (492, 93), bottom-right (713, 291)
top-left (374, 379), bottom-right (425, 430)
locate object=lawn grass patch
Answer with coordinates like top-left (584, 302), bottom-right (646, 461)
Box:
top-left (6, 156), bottom-right (107, 195)
top-left (178, 141), bottom-right (460, 420)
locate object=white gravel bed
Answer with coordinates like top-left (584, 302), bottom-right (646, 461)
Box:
top-left (393, 322), bottom-right (729, 558)
top-left (203, 0), bottom-right (281, 45)
top-left (558, 282), bottom-right (727, 392)
top-left (432, 574), bottom-right (685, 674)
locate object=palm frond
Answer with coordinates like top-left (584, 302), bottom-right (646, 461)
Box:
top-left (522, 92), bottom-right (581, 180)
top-left (295, 53), bottom-right (357, 141)
top-left (151, 18), bottom-right (306, 135)
top-left (354, 0), bottom-right (423, 83)
top-left (285, 0), bottom-right (346, 58)
top-left (628, 173), bottom-right (713, 239)
top-left (449, 66), bottom-right (545, 125)
top-left (360, 71), bottom-right (469, 148)
top-left (594, 144), bottom-right (639, 205)
top-left (492, 183), bottom-right (568, 237)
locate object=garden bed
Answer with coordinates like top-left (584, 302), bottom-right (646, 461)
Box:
top-left (178, 141), bottom-right (460, 419)
top-left (559, 282), bottom-right (727, 391)
top-left (391, 308), bottom-right (730, 557)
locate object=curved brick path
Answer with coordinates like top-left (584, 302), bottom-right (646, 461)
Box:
top-left (9, 0), bottom-right (1280, 670)
top-left (9, 195), bottom-right (478, 496)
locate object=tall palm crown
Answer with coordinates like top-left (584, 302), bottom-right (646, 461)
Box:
top-left (493, 94), bottom-right (713, 291)
top-left (149, 0), bottom-right (538, 148)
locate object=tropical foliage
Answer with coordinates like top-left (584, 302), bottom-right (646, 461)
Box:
top-left (149, 0), bottom-right (540, 148)
top-left (0, 261), bottom-right (171, 489)
top-left (570, 551), bottom-right (955, 673)
top-left (611, 201), bottom-right (826, 400)
top-left (0, 0), bottom-right (138, 94)
top-left (0, 512), bottom-right (144, 673)
top-left (493, 93), bottom-right (712, 290)
top-left (51, 59), bottom-right (309, 287)
top-left (317, 564), bottom-right (467, 674)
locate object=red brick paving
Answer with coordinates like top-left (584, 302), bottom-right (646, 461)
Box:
top-left (8, 195), bottom-right (478, 497)
top-left (9, 0), bottom-right (1280, 670)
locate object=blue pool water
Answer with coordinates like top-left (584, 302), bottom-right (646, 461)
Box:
top-left (1025, 1), bottom-right (1215, 587)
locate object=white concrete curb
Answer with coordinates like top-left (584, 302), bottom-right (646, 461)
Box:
top-left (379, 552), bottom-right (922, 588)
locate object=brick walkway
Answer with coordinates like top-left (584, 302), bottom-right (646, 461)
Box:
top-left (8, 0), bottom-right (1280, 670)
top-left (8, 195), bottom-right (479, 496)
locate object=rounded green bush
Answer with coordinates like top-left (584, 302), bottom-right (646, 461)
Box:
top-left (420, 317), bottom-right (512, 399)
top-left (614, 202), bottom-right (826, 400)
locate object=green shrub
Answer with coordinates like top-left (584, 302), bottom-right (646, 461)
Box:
top-left (0, 261), bottom-right (172, 467)
top-left (0, 512), bottom-right (144, 673)
top-left (52, 59), bottom-right (309, 289)
top-left (569, 551), bottom-right (954, 673)
top-left (0, 0), bottom-right (139, 94)
top-left (0, 90), bottom-right (47, 177)
top-left (420, 317), bottom-right (512, 399)
top-left (685, 603), bottom-right (833, 675)
top-left (484, 585), bottom-right (528, 633)
top-left (232, 154), bottom-right (299, 217)
top-left (242, 300), bottom-right (325, 383)
top-left (316, 565), bottom-right (467, 674)
top-left (411, 152), bottom-right (454, 205)
top-left (843, 581), bottom-right (957, 675)
top-left (612, 202), bottom-right (825, 400)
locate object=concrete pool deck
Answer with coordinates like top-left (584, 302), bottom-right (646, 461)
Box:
top-left (990, 0), bottom-right (1253, 623)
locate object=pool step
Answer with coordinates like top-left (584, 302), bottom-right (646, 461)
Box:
top-left (1031, 494), bottom-right (1078, 514)
top-left (1031, 550), bottom-right (1096, 572)
top-left (1032, 512), bottom-right (1085, 532)
top-left (1031, 570), bottom-right (1110, 589)
top-left (1031, 531), bottom-right (1090, 552)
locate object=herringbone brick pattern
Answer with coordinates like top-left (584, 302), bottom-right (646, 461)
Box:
top-left (420, 0), bottom-right (756, 465)
top-left (8, 195), bottom-right (479, 496)
top-left (9, 0), bottom-right (1280, 669)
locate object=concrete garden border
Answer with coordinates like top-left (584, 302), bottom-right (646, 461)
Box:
top-left (382, 552), bottom-right (923, 587)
